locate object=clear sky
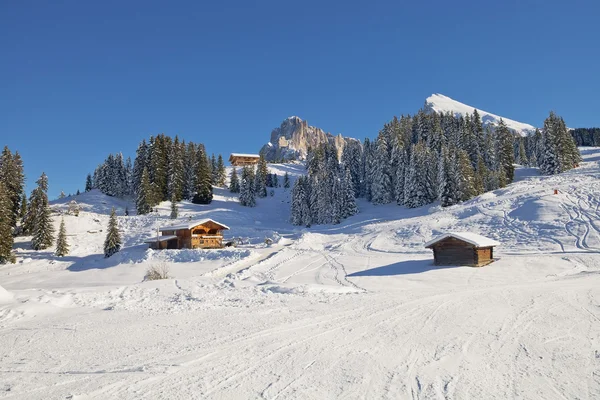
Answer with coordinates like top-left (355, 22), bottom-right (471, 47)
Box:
top-left (1, 0), bottom-right (598, 198)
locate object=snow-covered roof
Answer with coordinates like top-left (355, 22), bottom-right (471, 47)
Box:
top-left (229, 153), bottom-right (260, 158)
top-left (144, 235), bottom-right (178, 243)
top-left (425, 232), bottom-right (500, 248)
top-left (159, 219), bottom-right (230, 231)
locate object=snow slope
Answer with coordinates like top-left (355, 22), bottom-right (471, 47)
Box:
top-left (425, 93), bottom-right (537, 136)
top-left (1, 153), bottom-right (600, 399)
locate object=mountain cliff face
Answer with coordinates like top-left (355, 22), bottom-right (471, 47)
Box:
top-left (260, 116), bottom-right (356, 161)
top-left (425, 94), bottom-right (536, 137)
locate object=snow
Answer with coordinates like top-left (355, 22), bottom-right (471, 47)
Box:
top-left (1, 156), bottom-right (600, 398)
top-left (159, 218), bottom-right (230, 231)
top-left (425, 232), bottom-right (501, 248)
top-left (426, 93), bottom-right (537, 136)
top-left (0, 285), bottom-right (14, 304)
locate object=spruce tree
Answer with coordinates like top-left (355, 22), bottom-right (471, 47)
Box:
top-left (517, 139), bottom-right (528, 166)
top-left (229, 167), bottom-right (240, 193)
top-left (59, 191), bottom-right (66, 199)
top-left (192, 146), bottom-right (213, 204)
top-left (254, 155), bottom-right (268, 198)
top-left (340, 168), bottom-right (358, 218)
top-left (371, 131), bottom-right (393, 204)
top-left (0, 147), bottom-right (25, 228)
top-left (0, 182), bottom-right (15, 263)
top-left (136, 167), bottom-right (152, 215)
top-left (457, 150), bottom-right (476, 202)
top-left (167, 136), bottom-right (185, 202)
top-left (170, 194), bottom-right (179, 219)
top-left (210, 153), bottom-right (218, 185)
top-left (20, 192), bottom-right (27, 220)
top-left (496, 119), bottom-right (515, 183)
top-left (31, 173), bottom-right (55, 251)
top-left (283, 172), bottom-right (290, 189)
top-left (104, 208), bottom-right (122, 258)
top-left (55, 218), bottom-right (69, 257)
top-left (239, 167), bottom-right (256, 207)
top-left (216, 154), bottom-right (227, 187)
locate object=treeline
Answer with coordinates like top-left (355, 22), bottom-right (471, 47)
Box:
top-left (291, 110), bottom-right (580, 226)
top-left (290, 144), bottom-right (357, 226)
top-left (570, 128), bottom-right (600, 147)
top-left (89, 134), bottom-right (227, 214)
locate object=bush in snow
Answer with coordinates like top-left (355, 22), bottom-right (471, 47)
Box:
top-left (144, 263), bottom-right (171, 281)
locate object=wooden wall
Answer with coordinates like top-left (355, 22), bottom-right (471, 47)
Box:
top-left (431, 237), bottom-right (495, 267)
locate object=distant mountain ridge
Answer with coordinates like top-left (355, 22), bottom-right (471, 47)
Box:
top-left (260, 116), bottom-right (358, 162)
top-left (425, 93), bottom-right (536, 137)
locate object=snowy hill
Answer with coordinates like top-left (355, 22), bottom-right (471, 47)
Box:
top-left (2, 154), bottom-right (600, 398)
top-left (425, 93), bottom-right (537, 136)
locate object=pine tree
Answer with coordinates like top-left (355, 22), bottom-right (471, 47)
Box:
top-left (340, 168), bottom-right (358, 218)
top-left (59, 191), bottom-right (66, 199)
top-left (55, 218), bottom-right (69, 257)
top-left (371, 131), bottom-right (393, 204)
top-left (192, 146), bottom-right (213, 204)
top-left (239, 167), bottom-right (256, 207)
top-left (283, 172), bottom-right (290, 189)
top-left (170, 194), bottom-right (179, 219)
top-left (132, 139), bottom-right (148, 196)
top-left (167, 136), bottom-right (185, 202)
top-left (30, 173), bottom-right (55, 250)
top-left (0, 147), bottom-right (25, 228)
top-left (216, 154), bottom-right (227, 187)
top-left (229, 167), bottom-right (240, 193)
top-left (254, 155), bottom-right (268, 198)
top-left (136, 167), bottom-right (152, 215)
top-left (517, 139), bottom-right (528, 166)
top-left (20, 192), bottom-right (27, 220)
top-left (496, 119), bottom-right (515, 183)
top-left (0, 182), bottom-right (15, 263)
top-left (104, 208), bottom-right (121, 258)
top-left (539, 114), bottom-right (561, 175)
top-left (457, 150), bottom-right (475, 202)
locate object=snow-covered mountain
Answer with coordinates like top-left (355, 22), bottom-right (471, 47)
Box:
top-left (425, 93), bottom-right (536, 136)
top-left (260, 116), bottom-right (358, 161)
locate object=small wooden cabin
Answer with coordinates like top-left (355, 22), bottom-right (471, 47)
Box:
top-left (146, 219), bottom-right (230, 250)
top-left (229, 153), bottom-right (260, 166)
top-left (425, 232), bottom-right (499, 267)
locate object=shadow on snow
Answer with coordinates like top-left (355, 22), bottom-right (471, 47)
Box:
top-left (348, 259), bottom-right (459, 277)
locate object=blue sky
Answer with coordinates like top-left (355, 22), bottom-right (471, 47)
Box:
top-left (1, 0), bottom-right (598, 198)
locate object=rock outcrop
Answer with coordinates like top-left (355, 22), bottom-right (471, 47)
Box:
top-left (260, 116), bottom-right (356, 161)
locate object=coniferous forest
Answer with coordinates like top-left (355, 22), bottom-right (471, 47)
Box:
top-left (290, 110), bottom-right (581, 226)
top-left (90, 134), bottom-right (226, 215)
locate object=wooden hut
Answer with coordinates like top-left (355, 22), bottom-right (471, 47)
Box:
top-left (425, 232), bottom-right (499, 267)
top-left (229, 153), bottom-right (260, 166)
top-left (146, 219), bottom-right (230, 250)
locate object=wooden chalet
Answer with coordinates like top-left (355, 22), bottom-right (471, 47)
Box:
top-left (425, 232), bottom-right (499, 267)
top-left (146, 219), bottom-right (230, 250)
top-left (229, 153), bottom-right (260, 166)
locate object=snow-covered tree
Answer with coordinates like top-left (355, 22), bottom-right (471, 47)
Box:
top-left (170, 194), bottom-right (178, 219)
top-left (0, 182), bottom-right (15, 263)
top-left (254, 155), bottom-right (268, 198)
top-left (192, 146), bottom-right (213, 205)
top-left (104, 208), bottom-right (121, 258)
top-left (85, 173), bottom-right (93, 192)
top-left (283, 171), bottom-right (290, 189)
top-left (30, 173), bottom-right (55, 250)
top-left (371, 131), bottom-right (393, 204)
top-left (496, 119), bottom-right (515, 183)
top-left (229, 167), bottom-right (240, 193)
top-left (239, 166), bottom-right (256, 207)
top-left (55, 218), bottom-right (69, 257)
top-left (136, 167), bottom-right (152, 215)
top-left (216, 154), bottom-right (227, 187)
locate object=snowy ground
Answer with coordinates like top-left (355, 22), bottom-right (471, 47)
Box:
top-left (1, 154), bottom-right (599, 399)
